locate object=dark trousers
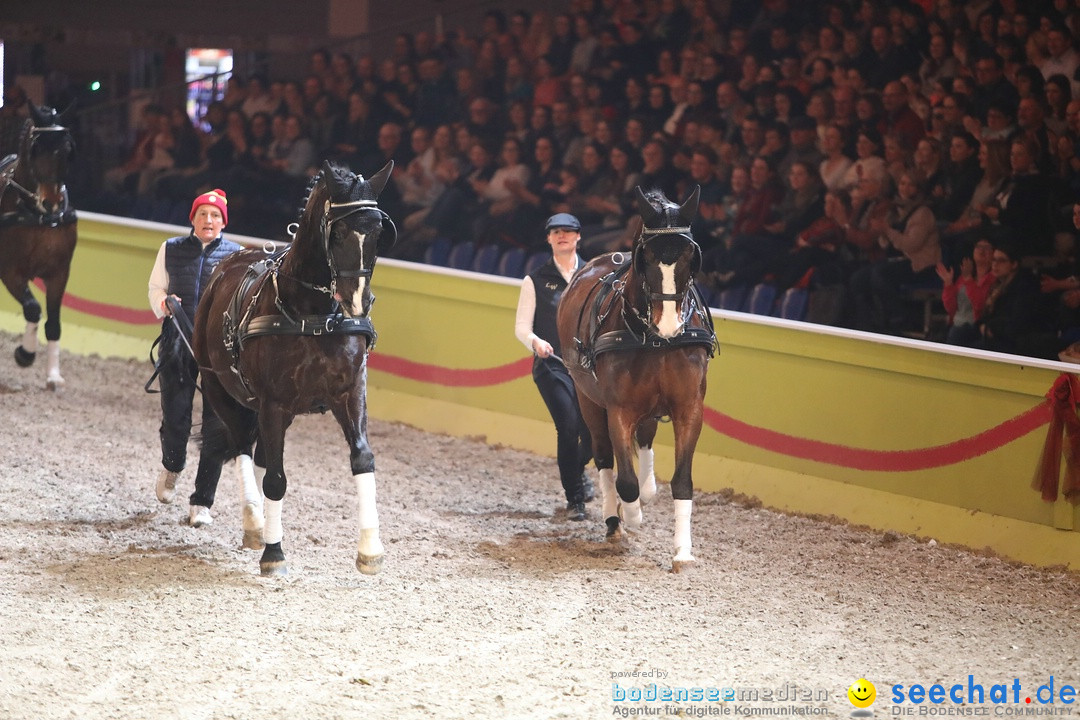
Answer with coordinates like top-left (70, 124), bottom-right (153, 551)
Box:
top-left (158, 335), bottom-right (224, 508)
top-left (532, 357), bottom-right (592, 504)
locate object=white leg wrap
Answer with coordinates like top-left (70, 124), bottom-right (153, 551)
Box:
top-left (254, 464), bottom-right (267, 496)
top-left (22, 322), bottom-right (39, 354)
top-left (622, 498), bottom-right (642, 531)
top-left (673, 499), bottom-right (695, 563)
top-left (599, 468), bottom-right (618, 520)
top-left (638, 446), bottom-right (656, 504)
top-left (235, 456), bottom-right (264, 548)
top-left (263, 498), bottom-right (283, 545)
top-left (355, 473), bottom-right (384, 559)
top-left (46, 341), bottom-right (63, 385)
top-left (235, 455), bottom-right (263, 507)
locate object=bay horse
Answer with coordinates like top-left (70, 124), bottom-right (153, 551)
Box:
top-left (193, 160), bottom-right (396, 576)
top-left (0, 101), bottom-right (77, 389)
top-left (556, 187), bottom-right (715, 571)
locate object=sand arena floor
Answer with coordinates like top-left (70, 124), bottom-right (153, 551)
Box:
top-left (0, 330), bottom-right (1078, 720)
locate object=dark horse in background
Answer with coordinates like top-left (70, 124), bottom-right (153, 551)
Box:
top-left (0, 101), bottom-right (77, 389)
top-left (557, 187), bottom-right (715, 571)
top-left (193, 160), bottom-right (396, 576)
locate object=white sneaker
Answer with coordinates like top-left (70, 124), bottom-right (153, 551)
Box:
top-left (156, 470), bottom-right (179, 504)
top-left (188, 505), bottom-right (213, 527)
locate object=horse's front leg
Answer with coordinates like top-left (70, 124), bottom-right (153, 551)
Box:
top-left (2, 278), bottom-right (40, 369)
top-left (331, 385), bottom-right (383, 575)
top-left (635, 418), bottom-right (658, 504)
top-left (256, 404), bottom-right (293, 576)
top-left (668, 403), bottom-right (705, 571)
top-left (42, 268), bottom-right (70, 390)
top-left (609, 407), bottom-right (642, 533)
top-left (576, 390), bottom-right (619, 538)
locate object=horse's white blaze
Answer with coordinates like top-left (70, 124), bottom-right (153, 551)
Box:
top-left (599, 468), bottom-right (618, 520)
top-left (355, 472), bottom-right (384, 559)
top-left (655, 263), bottom-right (684, 338)
top-left (638, 446), bottom-right (656, 504)
top-left (673, 498), bottom-right (695, 563)
top-left (350, 231), bottom-right (367, 314)
top-left (264, 498), bottom-right (283, 545)
top-left (22, 322), bottom-right (39, 353)
top-left (45, 340), bottom-right (62, 384)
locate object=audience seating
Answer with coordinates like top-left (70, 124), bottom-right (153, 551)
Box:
top-left (523, 250), bottom-right (549, 276)
top-left (497, 247), bottom-right (527, 278)
top-left (471, 244), bottom-right (502, 275)
top-left (775, 288), bottom-right (809, 321)
top-left (746, 283), bottom-right (777, 316)
top-left (423, 236), bottom-right (452, 267)
top-left (447, 241), bottom-right (476, 270)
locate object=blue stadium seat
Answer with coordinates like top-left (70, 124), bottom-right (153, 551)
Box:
top-left (715, 285), bottom-right (749, 312)
top-left (423, 236), bottom-right (452, 267)
top-left (497, 247), bottom-right (527, 278)
top-left (523, 250), bottom-right (549, 275)
top-left (471, 244), bottom-right (502, 275)
top-left (746, 283), bottom-right (777, 315)
top-left (447, 241), bottom-right (476, 270)
top-left (775, 287), bottom-right (809, 320)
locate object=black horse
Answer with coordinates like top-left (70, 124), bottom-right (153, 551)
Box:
top-left (0, 101), bottom-right (77, 389)
top-left (193, 160), bottom-right (396, 576)
top-left (557, 187), bottom-right (715, 571)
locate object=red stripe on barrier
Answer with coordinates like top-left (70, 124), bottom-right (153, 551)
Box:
top-left (702, 403), bottom-right (1054, 471)
top-left (368, 353), bottom-right (533, 387)
top-left (32, 279), bottom-right (159, 325)
top-left (369, 352), bottom-right (1053, 470)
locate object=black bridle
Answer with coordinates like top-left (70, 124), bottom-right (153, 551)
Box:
top-left (633, 224), bottom-right (700, 303)
top-left (6, 124), bottom-right (74, 219)
top-left (281, 197), bottom-right (395, 302)
top-left (319, 198), bottom-right (396, 296)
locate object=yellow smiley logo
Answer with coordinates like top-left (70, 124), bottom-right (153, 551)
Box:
top-left (848, 678), bottom-right (876, 708)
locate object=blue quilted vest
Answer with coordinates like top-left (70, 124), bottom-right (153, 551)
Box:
top-left (528, 255), bottom-right (581, 359)
top-left (163, 233), bottom-right (242, 328)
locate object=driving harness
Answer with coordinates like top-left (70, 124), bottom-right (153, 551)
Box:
top-left (216, 246), bottom-right (377, 403)
top-left (573, 227), bottom-right (717, 375)
top-left (218, 197), bottom-right (389, 402)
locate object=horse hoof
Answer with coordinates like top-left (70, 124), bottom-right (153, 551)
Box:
top-left (605, 516), bottom-right (622, 542)
top-left (671, 557), bottom-right (697, 574)
top-left (260, 560), bottom-right (288, 576)
top-left (187, 505), bottom-right (213, 527)
top-left (356, 553), bottom-right (384, 575)
top-left (14, 347), bottom-right (35, 367)
top-left (46, 376), bottom-right (65, 391)
top-left (241, 503), bottom-right (264, 549)
top-left (639, 476), bottom-right (657, 505)
top-left (155, 470), bottom-right (179, 504)
top-left (242, 530), bottom-right (265, 550)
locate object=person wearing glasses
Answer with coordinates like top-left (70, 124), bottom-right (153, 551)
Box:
top-left (979, 239), bottom-right (1054, 358)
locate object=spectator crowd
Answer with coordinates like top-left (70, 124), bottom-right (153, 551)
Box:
top-left (74, 0), bottom-right (1080, 360)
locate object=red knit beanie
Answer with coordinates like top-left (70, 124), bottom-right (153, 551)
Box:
top-left (190, 188), bottom-right (228, 226)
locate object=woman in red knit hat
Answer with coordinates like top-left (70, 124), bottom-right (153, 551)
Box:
top-left (147, 189), bottom-right (242, 527)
